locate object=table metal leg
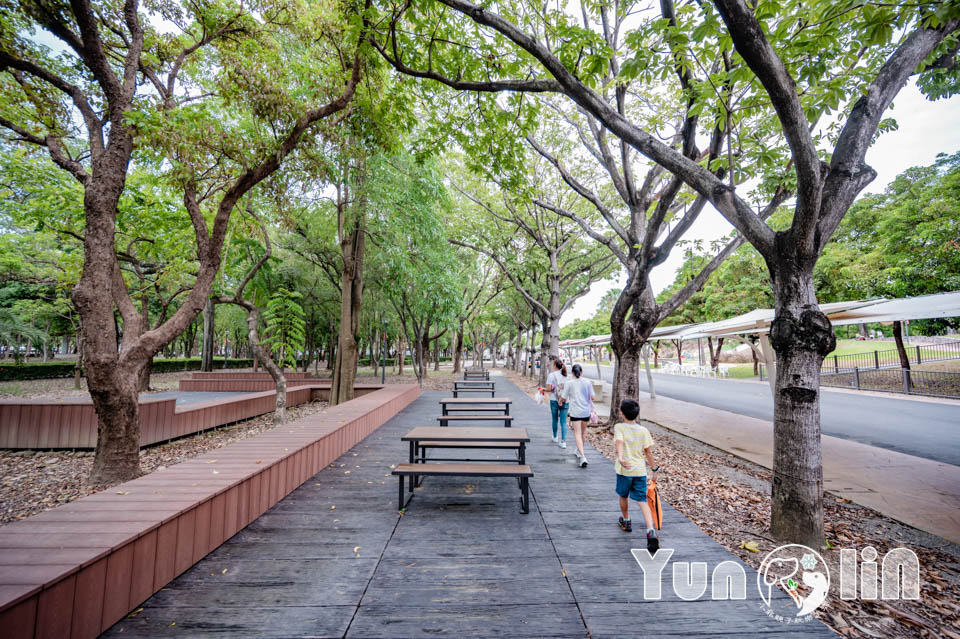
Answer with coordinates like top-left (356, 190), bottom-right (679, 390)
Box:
top-left (519, 442), bottom-right (525, 465)
top-left (520, 477), bottom-right (529, 514)
top-left (416, 442), bottom-right (423, 487)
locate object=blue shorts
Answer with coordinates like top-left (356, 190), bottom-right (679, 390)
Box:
top-left (615, 474), bottom-right (647, 502)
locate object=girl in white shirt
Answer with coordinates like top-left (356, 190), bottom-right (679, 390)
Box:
top-left (560, 364), bottom-right (595, 467)
top-left (543, 359), bottom-right (568, 448)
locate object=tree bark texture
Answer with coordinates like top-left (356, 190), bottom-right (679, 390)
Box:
top-left (608, 283), bottom-right (658, 422)
top-left (893, 320), bottom-right (911, 370)
top-left (330, 218), bottom-right (365, 405)
top-left (767, 262), bottom-right (836, 547)
top-left (453, 324), bottom-right (464, 373)
top-left (201, 298), bottom-right (215, 372)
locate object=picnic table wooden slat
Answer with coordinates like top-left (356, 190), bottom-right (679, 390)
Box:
top-left (392, 463), bottom-right (532, 477)
top-left (402, 426), bottom-right (529, 442)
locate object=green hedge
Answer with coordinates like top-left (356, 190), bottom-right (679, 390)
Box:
top-left (0, 358), bottom-right (254, 381)
top-left (358, 357), bottom-right (413, 366)
top-left (357, 356), bottom-right (454, 366)
top-left (0, 362), bottom-right (78, 381)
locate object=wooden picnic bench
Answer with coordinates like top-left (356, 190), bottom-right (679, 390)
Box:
top-left (463, 370), bottom-right (490, 380)
top-left (439, 397), bottom-right (512, 427)
top-left (437, 414), bottom-right (514, 427)
top-left (453, 380), bottom-right (496, 398)
top-left (439, 397), bottom-right (511, 415)
top-left (395, 427), bottom-right (532, 513)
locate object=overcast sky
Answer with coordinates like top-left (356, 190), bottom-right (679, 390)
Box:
top-left (561, 81), bottom-right (960, 326)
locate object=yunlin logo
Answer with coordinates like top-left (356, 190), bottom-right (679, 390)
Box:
top-left (631, 544), bottom-right (920, 624)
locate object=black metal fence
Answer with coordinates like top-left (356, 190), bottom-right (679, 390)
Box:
top-left (820, 367), bottom-right (960, 398)
top-left (821, 340), bottom-right (960, 374)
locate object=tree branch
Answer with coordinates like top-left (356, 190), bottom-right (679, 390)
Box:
top-left (450, 239), bottom-right (550, 316)
top-left (817, 18), bottom-right (960, 246)
top-left (434, 0), bottom-right (776, 256)
top-left (526, 135), bottom-right (632, 245)
top-left (712, 0), bottom-right (820, 249)
top-left (531, 198), bottom-right (629, 265)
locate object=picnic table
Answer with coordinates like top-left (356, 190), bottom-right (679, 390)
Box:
top-left (439, 396), bottom-right (511, 415)
top-left (453, 380), bottom-right (496, 397)
top-left (395, 426), bottom-right (532, 512)
top-left (438, 396), bottom-right (512, 427)
top-left (463, 369), bottom-right (490, 380)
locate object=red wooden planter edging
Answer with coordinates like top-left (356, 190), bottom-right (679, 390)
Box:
top-left (0, 384), bottom-right (383, 450)
top-left (0, 383), bottom-right (419, 639)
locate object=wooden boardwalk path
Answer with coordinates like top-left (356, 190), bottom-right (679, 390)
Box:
top-left (103, 376), bottom-right (835, 638)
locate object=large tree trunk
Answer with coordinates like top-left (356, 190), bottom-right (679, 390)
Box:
top-left (330, 220), bottom-right (365, 405)
top-left (397, 337), bottom-right (404, 375)
top-left (707, 337), bottom-right (725, 370)
top-left (246, 307), bottom-right (287, 424)
top-left (767, 265), bottom-right (835, 548)
top-left (326, 333), bottom-right (336, 370)
top-left (87, 370), bottom-right (142, 484)
top-left (74, 332), bottom-right (83, 390)
top-left (514, 337), bottom-right (520, 372)
top-left (538, 319), bottom-right (550, 386)
top-left (453, 322), bottom-right (464, 373)
top-left (608, 285), bottom-right (657, 423)
top-left (201, 298), bottom-right (215, 372)
top-left (892, 320), bottom-right (911, 370)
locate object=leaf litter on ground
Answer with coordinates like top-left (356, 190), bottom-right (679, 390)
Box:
top-left (500, 368), bottom-right (960, 639)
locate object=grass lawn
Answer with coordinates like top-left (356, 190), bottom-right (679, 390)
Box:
top-left (827, 339), bottom-right (892, 357)
top-left (727, 364), bottom-right (761, 379)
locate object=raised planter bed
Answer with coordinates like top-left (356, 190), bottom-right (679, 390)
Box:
top-left (0, 383), bottom-right (420, 639)
top-left (0, 384), bottom-right (383, 450)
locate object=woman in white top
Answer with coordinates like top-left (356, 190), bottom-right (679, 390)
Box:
top-left (560, 364), bottom-right (594, 468)
top-left (543, 358), bottom-right (568, 449)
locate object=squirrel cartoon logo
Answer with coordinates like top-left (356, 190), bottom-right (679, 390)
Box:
top-left (758, 544), bottom-right (830, 620)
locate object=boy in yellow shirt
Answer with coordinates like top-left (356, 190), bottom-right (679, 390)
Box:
top-left (614, 398), bottom-right (660, 553)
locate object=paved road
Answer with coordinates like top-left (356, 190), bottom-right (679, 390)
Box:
top-left (583, 365), bottom-right (960, 466)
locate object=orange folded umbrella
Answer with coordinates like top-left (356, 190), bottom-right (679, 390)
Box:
top-left (647, 479), bottom-right (663, 530)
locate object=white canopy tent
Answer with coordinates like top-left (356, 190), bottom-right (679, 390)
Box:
top-left (825, 291), bottom-right (960, 326)
top-left (557, 291), bottom-right (960, 398)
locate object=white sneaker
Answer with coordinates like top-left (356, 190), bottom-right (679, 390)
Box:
top-left (551, 435), bottom-right (558, 443)
top-left (578, 454), bottom-right (588, 468)
top-left (559, 441), bottom-right (566, 449)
